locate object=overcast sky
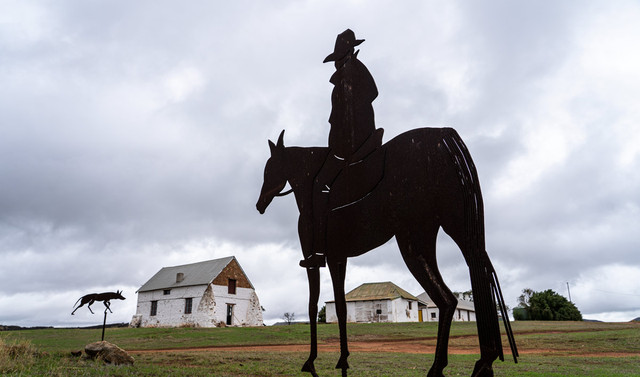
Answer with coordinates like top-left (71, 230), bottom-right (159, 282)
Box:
top-left (1, 1), bottom-right (639, 327)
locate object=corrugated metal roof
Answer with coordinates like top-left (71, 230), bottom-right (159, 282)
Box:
top-left (417, 292), bottom-right (476, 312)
top-left (416, 292), bottom-right (435, 307)
top-left (343, 282), bottom-right (420, 302)
top-left (137, 256), bottom-right (235, 292)
top-left (456, 299), bottom-right (476, 311)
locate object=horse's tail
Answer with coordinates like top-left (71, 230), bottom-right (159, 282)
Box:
top-left (72, 296), bottom-right (82, 309)
top-left (441, 129), bottom-right (519, 363)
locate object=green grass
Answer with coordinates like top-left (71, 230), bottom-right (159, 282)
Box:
top-left (2, 321), bottom-right (639, 376)
top-left (7, 321), bottom-right (637, 353)
top-left (1, 350), bottom-right (639, 376)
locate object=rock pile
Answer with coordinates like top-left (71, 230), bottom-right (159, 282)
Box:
top-left (83, 341), bottom-right (134, 365)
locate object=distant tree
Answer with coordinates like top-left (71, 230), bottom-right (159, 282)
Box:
top-left (453, 290), bottom-right (473, 301)
top-left (515, 288), bottom-right (582, 321)
top-left (512, 307), bottom-right (528, 320)
top-left (283, 312), bottom-right (295, 325)
top-left (318, 305), bottom-right (326, 323)
top-left (514, 288), bottom-right (535, 320)
top-left (517, 288), bottom-right (534, 308)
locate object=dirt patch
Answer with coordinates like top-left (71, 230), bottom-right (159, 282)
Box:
top-left (129, 341), bottom-right (640, 358)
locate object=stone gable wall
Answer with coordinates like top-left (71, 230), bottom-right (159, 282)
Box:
top-left (211, 258), bottom-right (253, 289)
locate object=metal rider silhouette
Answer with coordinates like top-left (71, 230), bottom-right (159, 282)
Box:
top-left (300, 29), bottom-right (379, 268)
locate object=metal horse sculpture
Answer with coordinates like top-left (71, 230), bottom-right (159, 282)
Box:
top-left (71, 290), bottom-right (126, 315)
top-left (257, 129), bottom-right (517, 376)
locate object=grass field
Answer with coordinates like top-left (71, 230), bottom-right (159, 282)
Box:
top-left (1, 321), bottom-right (639, 376)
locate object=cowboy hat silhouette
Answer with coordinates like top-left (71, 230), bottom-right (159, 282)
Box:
top-left (323, 29), bottom-right (364, 63)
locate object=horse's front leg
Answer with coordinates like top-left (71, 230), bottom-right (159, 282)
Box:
top-left (301, 267), bottom-right (320, 377)
top-left (329, 260), bottom-right (349, 376)
top-left (298, 211), bottom-right (321, 377)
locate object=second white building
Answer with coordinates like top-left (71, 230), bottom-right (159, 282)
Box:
top-left (325, 282), bottom-right (421, 323)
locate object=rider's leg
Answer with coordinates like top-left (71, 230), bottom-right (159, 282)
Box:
top-left (300, 179), bottom-right (330, 268)
top-left (301, 189), bottom-right (329, 268)
top-left (300, 154), bottom-right (344, 268)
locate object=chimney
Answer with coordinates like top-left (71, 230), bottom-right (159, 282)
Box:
top-left (176, 272), bottom-right (184, 283)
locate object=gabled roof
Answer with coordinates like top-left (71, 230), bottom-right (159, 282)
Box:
top-left (416, 292), bottom-right (475, 312)
top-left (456, 299), bottom-right (476, 311)
top-left (340, 282), bottom-right (421, 302)
top-left (416, 292), bottom-right (436, 307)
top-left (137, 256), bottom-right (250, 293)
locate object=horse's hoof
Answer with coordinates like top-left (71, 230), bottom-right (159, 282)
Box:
top-left (471, 360), bottom-right (494, 377)
top-left (427, 367), bottom-right (445, 377)
top-left (301, 360), bottom-right (318, 377)
top-left (335, 357), bottom-right (349, 376)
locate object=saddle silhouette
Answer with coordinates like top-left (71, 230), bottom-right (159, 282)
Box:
top-left (326, 128), bottom-right (385, 210)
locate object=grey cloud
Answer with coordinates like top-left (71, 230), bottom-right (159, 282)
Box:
top-left (1, 1), bottom-right (639, 326)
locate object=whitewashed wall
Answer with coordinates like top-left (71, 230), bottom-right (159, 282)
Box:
top-left (325, 298), bottom-right (419, 323)
top-left (420, 307), bottom-right (439, 322)
top-left (419, 306), bottom-right (476, 322)
top-left (131, 283), bottom-right (263, 327)
top-left (454, 308), bottom-right (476, 321)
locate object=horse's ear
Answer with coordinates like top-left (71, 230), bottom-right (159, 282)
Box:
top-left (277, 130), bottom-right (285, 148)
top-left (268, 130), bottom-right (285, 155)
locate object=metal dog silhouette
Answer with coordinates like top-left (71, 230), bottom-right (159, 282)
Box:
top-left (71, 290), bottom-right (125, 315)
top-left (257, 129), bottom-right (518, 377)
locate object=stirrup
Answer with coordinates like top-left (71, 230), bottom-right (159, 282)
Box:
top-left (299, 254), bottom-right (326, 268)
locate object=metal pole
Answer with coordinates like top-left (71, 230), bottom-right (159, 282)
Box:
top-left (101, 308), bottom-right (108, 341)
top-left (566, 282), bottom-right (572, 303)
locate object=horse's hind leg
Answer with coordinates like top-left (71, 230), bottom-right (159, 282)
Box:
top-left (301, 267), bottom-right (320, 377)
top-left (397, 227), bottom-right (457, 377)
top-left (328, 260), bottom-right (350, 376)
top-left (443, 225), bottom-right (501, 376)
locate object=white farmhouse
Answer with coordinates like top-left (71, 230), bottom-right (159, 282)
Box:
top-left (416, 292), bottom-right (476, 322)
top-left (130, 256), bottom-right (263, 328)
top-left (325, 282), bottom-right (422, 323)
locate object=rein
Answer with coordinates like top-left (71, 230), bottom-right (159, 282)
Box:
top-left (275, 188), bottom-right (293, 197)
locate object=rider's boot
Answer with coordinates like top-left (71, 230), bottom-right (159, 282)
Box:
top-left (300, 253), bottom-right (326, 268)
top-left (300, 220), bottom-right (327, 268)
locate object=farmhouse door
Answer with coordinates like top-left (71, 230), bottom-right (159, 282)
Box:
top-left (226, 304), bottom-right (234, 326)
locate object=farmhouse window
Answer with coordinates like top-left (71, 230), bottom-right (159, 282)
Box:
top-left (163, 289), bottom-right (171, 295)
top-left (430, 312), bottom-right (436, 319)
top-left (150, 301), bottom-right (158, 316)
top-left (408, 301), bottom-right (413, 310)
top-left (185, 298), bottom-right (193, 314)
top-left (228, 278), bottom-right (237, 294)
top-left (376, 309), bottom-right (382, 315)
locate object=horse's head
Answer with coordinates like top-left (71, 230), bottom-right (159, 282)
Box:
top-left (256, 130), bottom-right (288, 214)
top-left (115, 290), bottom-right (125, 300)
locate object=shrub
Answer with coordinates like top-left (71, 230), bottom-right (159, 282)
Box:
top-left (0, 337), bottom-right (40, 373)
top-left (516, 288), bottom-right (582, 321)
